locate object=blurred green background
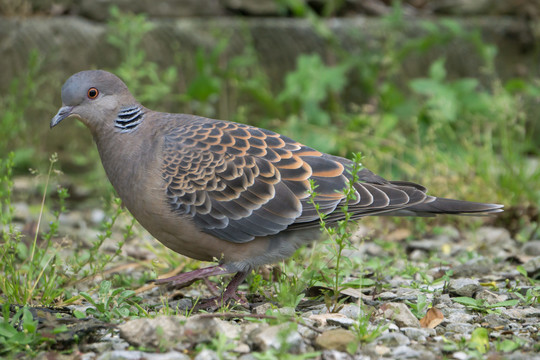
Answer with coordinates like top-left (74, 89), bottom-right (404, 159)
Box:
top-left (1, 0), bottom-right (539, 227)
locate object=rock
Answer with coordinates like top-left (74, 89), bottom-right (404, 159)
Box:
top-left (119, 315), bottom-right (239, 350)
top-left (223, 0), bottom-right (281, 16)
top-left (443, 311), bottom-right (476, 324)
top-left (97, 351), bottom-right (143, 360)
top-left (522, 240), bottom-right (540, 256)
top-left (253, 302), bottom-right (273, 315)
top-left (475, 289), bottom-right (508, 305)
top-left (400, 327), bottom-right (435, 342)
top-left (338, 304), bottom-right (361, 319)
top-left (392, 345), bottom-right (422, 358)
top-left (252, 324), bottom-right (304, 353)
top-left (315, 329), bottom-right (357, 352)
top-left (445, 323), bottom-right (476, 334)
top-left (147, 352), bottom-right (191, 360)
top-left (380, 303), bottom-right (421, 328)
top-left (377, 291), bottom-right (398, 300)
top-left (501, 307), bottom-right (540, 320)
top-left (522, 256), bottom-right (540, 276)
top-left (118, 316), bottom-right (185, 350)
top-left (375, 332), bottom-right (411, 346)
top-left (447, 279), bottom-right (481, 297)
top-left (481, 313), bottom-right (509, 328)
top-left (194, 349), bottom-right (219, 360)
top-left (80, 0), bottom-right (226, 20)
top-left (327, 316), bottom-right (355, 329)
top-left (452, 257), bottom-right (493, 278)
top-left (321, 349), bottom-right (354, 360)
top-left (309, 313), bottom-right (351, 327)
top-left (469, 227), bottom-right (514, 257)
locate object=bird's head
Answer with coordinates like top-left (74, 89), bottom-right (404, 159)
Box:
top-left (51, 70), bottom-right (137, 134)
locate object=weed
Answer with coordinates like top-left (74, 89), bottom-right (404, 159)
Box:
top-left (79, 280), bottom-right (147, 322)
top-left (452, 296), bottom-right (519, 314)
top-left (307, 153), bottom-right (364, 312)
top-left (0, 305), bottom-right (48, 356)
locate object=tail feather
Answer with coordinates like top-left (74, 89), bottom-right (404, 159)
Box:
top-left (405, 197), bottom-right (503, 215)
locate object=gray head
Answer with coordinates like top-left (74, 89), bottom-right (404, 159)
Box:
top-left (51, 70), bottom-right (137, 133)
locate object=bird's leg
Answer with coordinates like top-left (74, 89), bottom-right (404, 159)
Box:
top-left (194, 271), bottom-right (249, 311)
top-left (154, 265), bottom-right (233, 288)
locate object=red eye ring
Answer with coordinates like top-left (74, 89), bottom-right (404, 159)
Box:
top-left (87, 87), bottom-right (99, 99)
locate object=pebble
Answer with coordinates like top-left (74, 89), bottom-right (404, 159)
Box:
top-left (376, 332), bottom-right (411, 346)
top-left (252, 324), bottom-right (304, 353)
top-left (321, 350), bottom-right (354, 360)
top-left (315, 329), bottom-right (357, 352)
top-left (522, 256), bottom-right (540, 275)
top-left (400, 327), bottom-right (435, 342)
top-left (380, 302), bottom-right (421, 328)
top-left (392, 345), bottom-right (422, 358)
top-left (475, 289), bottom-right (507, 304)
top-left (522, 240), bottom-right (540, 256)
top-left (448, 278), bottom-right (482, 297)
top-left (194, 349), bottom-right (219, 360)
top-left (445, 323), bottom-right (477, 334)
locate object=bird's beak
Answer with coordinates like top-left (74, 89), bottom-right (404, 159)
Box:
top-left (50, 106), bottom-right (74, 128)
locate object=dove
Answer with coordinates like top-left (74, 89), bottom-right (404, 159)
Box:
top-left (51, 70), bottom-right (503, 309)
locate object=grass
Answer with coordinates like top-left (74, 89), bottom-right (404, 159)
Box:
top-left (0, 2), bottom-right (539, 358)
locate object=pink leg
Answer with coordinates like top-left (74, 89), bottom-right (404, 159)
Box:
top-left (194, 271), bottom-right (249, 311)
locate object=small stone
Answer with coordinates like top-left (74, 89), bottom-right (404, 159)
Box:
top-left (445, 323), bottom-right (476, 334)
top-left (376, 332), bottom-right (410, 346)
top-left (480, 314), bottom-right (509, 328)
top-left (522, 256), bottom-right (540, 276)
top-left (97, 350), bottom-right (143, 360)
top-left (147, 352), bottom-right (191, 360)
top-left (377, 291), bottom-right (398, 300)
top-left (522, 240), bottom-right (540, 256)
top-left (315, 329), bottom-right (357, 352)
top-left (338, 304), bottom-right (360, 319)
top-left (452, 351), bottom-right (468, 360)
top-left (321, 349), bottom-right (354, 360)
top-left (194, 349), bottom-right (219, 360)
top-left (374, 345), bottom-right (391, 356)
top-left (119, 316), bottom-right (185, 350)
top-left (452, 257), bottom-right (492, 277)
top-left (90, 208), bottom-right (106, 224)
top-left (327, 316), bottom-right (355, 329)
top-left (448, 279), bottom-right (481, 297)
top-left (444, 311), bottom-right (476, 324)
top-left (400, 327), bottom-right (435, 342)
top-left (475, 289), bottom-right (507, 305)
top-left (380, 303), bottom-right (421, 328)
top-left (253, 302), bottom-right (273, 315)
top-left (252, 324), bottom-right (304, 353)
top-left (501, 307), bottom-right (540, 320)
top-left (392, 345), bottom-right (422, 358)
top-left (234, 343), bottom-right (251, 354)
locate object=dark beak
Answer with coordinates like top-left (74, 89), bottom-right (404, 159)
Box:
top-left (50, 106), bottom-right (74, 128)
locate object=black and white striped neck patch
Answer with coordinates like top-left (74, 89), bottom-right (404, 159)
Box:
top-left (114, 106), bottom-right (144, 133)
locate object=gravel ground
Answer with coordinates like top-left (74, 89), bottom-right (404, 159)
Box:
top-left (6, 177), bottom-right (540, 359)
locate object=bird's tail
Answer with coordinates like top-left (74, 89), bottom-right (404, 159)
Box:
top-left (384, 196), bottom-right (503, 217)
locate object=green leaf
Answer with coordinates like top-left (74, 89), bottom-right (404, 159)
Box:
top-left (469, 327), bottom-right (489, 354)
top-left (452, 297), bottom-right (479, 307)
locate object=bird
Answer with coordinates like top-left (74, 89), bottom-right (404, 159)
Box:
top-left (51, 70), bottom-right (503, 309)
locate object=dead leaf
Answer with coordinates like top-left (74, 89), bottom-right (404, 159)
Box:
top-left (419, 307), bottom-right (444, 329)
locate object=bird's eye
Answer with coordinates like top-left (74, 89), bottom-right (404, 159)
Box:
top-left (87, 87), bottom-right (99, 99)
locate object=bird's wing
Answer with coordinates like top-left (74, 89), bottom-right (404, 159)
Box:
top-left (162, 117), bottom-right (426, 242)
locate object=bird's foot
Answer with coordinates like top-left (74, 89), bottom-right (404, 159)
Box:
top-left (193, 271), bottom-right (249, 312)
top-left (154, 265), bottom-right (232, 288)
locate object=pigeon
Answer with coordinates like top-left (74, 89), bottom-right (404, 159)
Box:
top-left (51, 70), bottom-right (503, 309)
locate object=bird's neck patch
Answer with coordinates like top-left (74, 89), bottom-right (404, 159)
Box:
top-left (114, 105), bottom-right (144, 133)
